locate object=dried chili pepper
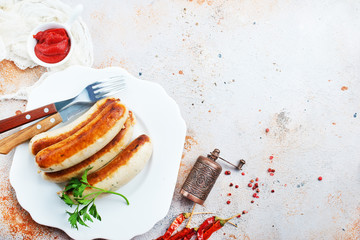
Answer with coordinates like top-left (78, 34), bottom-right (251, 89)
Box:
top-left (168, 227), bottom-right (195, 240)
top-left (156, 213), bottom-right (190, 240)
top-left (197, 216), bottom-right (216, 240)
top-left (202, 214), bottom-right (240, 240)
top-left (203, 220), bottom-right (223, 239)
top-left (183, 228), bottom-right (197, 240)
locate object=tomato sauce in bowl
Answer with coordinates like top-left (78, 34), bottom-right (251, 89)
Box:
top-left (33, 28), bottom-right (71, 64)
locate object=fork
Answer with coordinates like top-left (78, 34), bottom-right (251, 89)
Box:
top-left (0, 76), bottom-right (126, 133)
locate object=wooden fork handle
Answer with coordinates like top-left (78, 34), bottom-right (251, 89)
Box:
top-left (0, 103), bottom-right (57, 134)
top-left (0, 113), bottom-right (63, 155)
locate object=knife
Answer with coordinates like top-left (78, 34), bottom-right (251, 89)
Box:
top-left (0, 75), bottom-right (126, 134)
top-left (0, 102), bottom-right (92, 155)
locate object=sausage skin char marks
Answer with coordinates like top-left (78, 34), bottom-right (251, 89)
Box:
top-left (29, 97), bottom-right (118, 155)
top-left (42, 112), bottom-right (135, 183)
top-left (35, 100), bottom-right (129, 172)
top-left (81, 134), bottom-right (152, 197)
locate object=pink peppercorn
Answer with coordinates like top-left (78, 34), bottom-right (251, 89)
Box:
top-left (269, 156), bottom-right (274, 160)
top-left (241, 172), bottom-right (245, 176)
top-left (229, 183), bottom-right (233, 187)
top-left (248, 183), bottom-right (252, 187)
top-left (226, 200), bottom-right (231, 204)
top-left (235, 185), bottom-right (239, 188)
top-left (318, 176), bottom-right (322, 181)
top-left (265, 128), bottom-right (270, 133)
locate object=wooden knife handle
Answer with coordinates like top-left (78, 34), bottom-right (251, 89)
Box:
top-left (0, 103), bottom-right (57, 133)
top-left (0, 113), bottom-right (62, 155)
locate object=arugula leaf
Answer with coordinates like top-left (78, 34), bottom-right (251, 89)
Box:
top-left (59, 168), bottom-right (128, 229)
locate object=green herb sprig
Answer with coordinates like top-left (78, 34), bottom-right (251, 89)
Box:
top-left (59, 168), bottom-right (129, 229)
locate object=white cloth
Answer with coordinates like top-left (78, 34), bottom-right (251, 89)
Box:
top-left (0, 0), bottom-right (93, 101)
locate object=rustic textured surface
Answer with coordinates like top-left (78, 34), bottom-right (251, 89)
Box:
top-left (0, 0), bottom-right (360, 239)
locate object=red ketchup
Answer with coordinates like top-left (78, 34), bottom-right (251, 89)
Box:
top-left (33, 28), bottom-right (71, 64)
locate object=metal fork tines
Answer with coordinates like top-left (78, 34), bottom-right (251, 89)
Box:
top-left (89, 78), bottom-right (126, 99)
top-left (0, 75), bottom-right (126, 134)
top-left (57, 76), bottom-right (126, 109)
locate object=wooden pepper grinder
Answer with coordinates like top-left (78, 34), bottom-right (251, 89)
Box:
top-left (180, 149), bottom-right (245, 205)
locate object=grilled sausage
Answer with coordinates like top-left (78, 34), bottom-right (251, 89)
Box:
top-left (35, 101), bottom-right (129, 172)
top-left (29, 97), bottom-right (118, 155)
top-left (81, 134), bottom-right (152, 197)
top-left (41, 112), bottom-right (135, 183)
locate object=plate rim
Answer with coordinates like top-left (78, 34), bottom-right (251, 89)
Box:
top-left (9, 65), bottom-right (186, 240)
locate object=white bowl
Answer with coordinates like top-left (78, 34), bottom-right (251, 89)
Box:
top-left (27, 22), bottom-right (74, 68)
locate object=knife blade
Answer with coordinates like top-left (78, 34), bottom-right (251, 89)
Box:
top-left (0, 102), bottom-right (92, 155)
top-left (0, 75), bottom-right (125, 134)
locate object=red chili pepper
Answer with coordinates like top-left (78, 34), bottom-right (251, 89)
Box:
top-left (168, 227), bottom-right (194, 240)
top-left (203, 220), bottom-right (224, 239)
top-left (183, 228), bottom-right (196, 240)
top-left (197, 216), bottom-right (215, 240)
top-left (156, 213), bottom-right (187, 240)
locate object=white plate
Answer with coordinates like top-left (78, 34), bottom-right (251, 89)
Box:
top-left (9, 66), bottom-right (186, 240)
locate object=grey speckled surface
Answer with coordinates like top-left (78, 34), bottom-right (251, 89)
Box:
top-left (1, 0), bottom-right (360, 239)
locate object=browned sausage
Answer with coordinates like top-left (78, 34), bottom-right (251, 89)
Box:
top-left (36, 101), bottom-right (129, 172)
top-left (29, 97), bottom-right (118, 155)
top-left (42, 112), bottom-right (135, 183)
top-left (81, 134), bottom-right (152, 196)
